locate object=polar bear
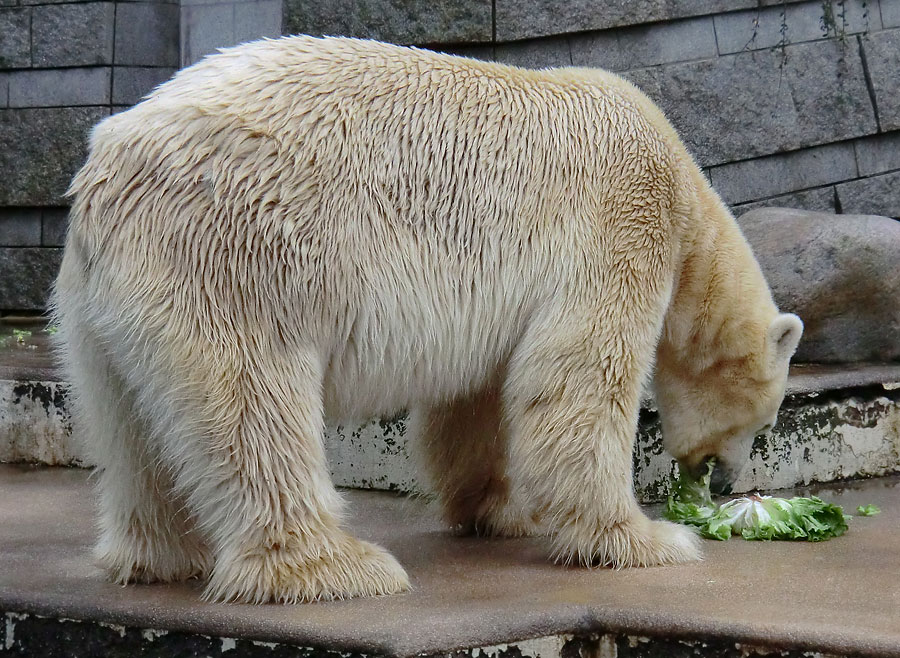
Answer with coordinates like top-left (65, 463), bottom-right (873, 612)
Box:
top-left (53, 36), bottom-right (803, 603)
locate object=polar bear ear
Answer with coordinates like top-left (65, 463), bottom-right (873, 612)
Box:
top-left (768, 313), bottom-right (804, 364)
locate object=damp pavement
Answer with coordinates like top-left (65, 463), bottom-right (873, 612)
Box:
top-left (1, 464), bottom-right (899, 657)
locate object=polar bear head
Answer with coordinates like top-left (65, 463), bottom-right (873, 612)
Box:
top-left (655, 313), bottom-right (804, 494)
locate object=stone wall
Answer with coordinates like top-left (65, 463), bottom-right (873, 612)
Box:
top-left (1, 0), bottom-right (898, 309)
top-left (0, 0), bottom-right (179, 310)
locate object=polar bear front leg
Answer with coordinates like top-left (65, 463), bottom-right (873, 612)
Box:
top-left (188, 350), bottom-right (409, 603)
top-left (503, 307), bottom-right (701, 568)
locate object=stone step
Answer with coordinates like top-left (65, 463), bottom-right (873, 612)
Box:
top-left (1, 319), bottom-right (899, 502)
top-left (2, 464), bottom-right (899, 658)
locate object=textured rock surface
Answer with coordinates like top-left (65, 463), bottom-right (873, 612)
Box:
top-left (0, 107), bottom-right (107, 206)
top-left (0, 248), bottom-right (62, 310)
top-left (494, 0), bottom-right (809, 42)
top-left (739, 208), bottom-right (900, 362)
top-left (31, 2), bottom-right (115, 67)
top-left (861, 29), bottom-right (900, 131)
top-left (624, 38), bottom-right (877, 167)
top-left (835, 170), bottom-right (900, 218)
top-left (282, 0), bottom-right (492, 45)
top-left (0, 7), bottom-right (30, 68)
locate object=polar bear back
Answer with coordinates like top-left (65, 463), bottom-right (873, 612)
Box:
top-left (65, 36), bottom-right (692, 419)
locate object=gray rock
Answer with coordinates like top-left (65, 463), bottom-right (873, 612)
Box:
top-left (114, 3), bottom-right (179, 67)
top-left (234, 0), bottom-right (283, 45)
top-left (0, 247), bottom-right (62, 311)
top-left (32, 2), bottom-right (115, 67)
top-left (0, 209), bottom-right (41, 247)
top-left (9, 68), bottom-right (111, 108)
top-left (282, 0), bottom-right (492, 46)
top-left (860, 30), bottom-right (900, 131)
top-left (112, 67), bottom-right (175, 106)
top-left (0, 8), bottom-right (30, 69)
top-left (731, 186), bottom-right (837, 216)
top-left (836, 171), bottom-right (900, 218)
top-left (854, 131), bottom-right (900, 177)
top-left (882, 0), bottom-right (900, 27)
top-left (715, 0), bottom-right (880, 55)
top-left (41, 208), bottom-right (68, 247)
top-left (570, 16), bottom-right (717, 72)
top-left (0, 107), bottom-right (109, 206)
top-left (179, 3), bottom-right (235, 67)
top-left (495, 37), bottom-right (571, 69)
top-left (494, 0), bottom-right (809, 42)
top-left (708, 142), bottom-right (856, 205)
top-left (738, 207), bottom-right (900, 363)
top-left (624, 38), bottom-right (877, 167)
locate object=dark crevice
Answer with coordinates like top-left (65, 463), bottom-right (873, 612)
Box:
top-left (857, 34), bottom-right (882, 133)
top-left (834, 185), bottom-right (843, 213)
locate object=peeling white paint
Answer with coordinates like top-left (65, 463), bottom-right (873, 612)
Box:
top-left (221, 637), bottom-right (237, 651)
top-left (97, 620), bottom-right (127, 637)
top-left (251, 639), bottom-right (280, 649)
top-left (141, 628), bottom-right (168, 641)
top-left (2, 378), bottom-right (898, 501)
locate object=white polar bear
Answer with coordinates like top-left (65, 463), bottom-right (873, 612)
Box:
top-left (53, 36), bottom-right (803, 603)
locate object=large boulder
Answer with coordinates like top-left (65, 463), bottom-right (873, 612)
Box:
top-left (737, 208), bottom-right (900, 363)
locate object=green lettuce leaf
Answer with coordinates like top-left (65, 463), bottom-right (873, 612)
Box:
top-left (856, 504), bottom-right (880, 516)
top-left (663, 462), bottom-right (850, 542)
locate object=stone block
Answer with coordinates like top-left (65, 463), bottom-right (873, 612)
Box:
top-left (860, 29), bottom-right (900, 131)
top-left (0, 209), bottom-right (41, 246)
top-left (282, 0), bottom-right (492, 46)
top-left (570, 17), bottom-right (717, 72)
top-left (180, 3), bottom-right (234, 67)
top-left (9, 68), bottom-right (111, 108)
top-left (731, 185), bottom-right (837, 216)
top-left (0, 107), bottom-right (109, 206)
top-left (41, 208), bottom-right (68, 247)
top-left (234, 0), bottom-right (282, 45)
top-left (32, 3), bottom-right (115, 67)
top-left (495, 37), bottom-right (571, 69)
top-left (1, 74), bottom-right (7, 108)
top-left (708, 142), bottom-right (857, 205)
top-left (0, 248), bottom-right (62, 311)
top-left (434, 44), bottom-right (495, 61)
top-left (836, 171), bottom-right (900, 217)
top-left (115, 3), bottom-right (179, 66)
top-left (494, 0), bottom-right (810, 42)
top-left (112, 67), bottom-right (175, 105)
top-left (624, 38), bottom-right (877, 167)
top-left (715, 0), bottom-right (881, 55)
top-left (0, 8), bottom-right (30, 69)
top-left (738, 207), bottom-right (900, 362)
top-left (854, 130), bottom-right (900, 176)
top-left (882, 0), bottom-right (900, 27)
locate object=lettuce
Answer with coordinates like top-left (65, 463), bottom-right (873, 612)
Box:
top-left (663, 461), bottom-right (850, 541)
top-left (856, 504), bottom-right (880, 516)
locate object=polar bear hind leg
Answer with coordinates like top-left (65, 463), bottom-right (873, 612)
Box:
top-left (56, 312), bottom-right (211, 584)
top-left (166, 346), bottom-right (410, 604)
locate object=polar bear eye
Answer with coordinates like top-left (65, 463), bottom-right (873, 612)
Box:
top-left (757, 423), bottom-right (773, 435)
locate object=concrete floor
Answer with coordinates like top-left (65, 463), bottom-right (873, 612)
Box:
top-left (1, 464), bottom-right (899, 657)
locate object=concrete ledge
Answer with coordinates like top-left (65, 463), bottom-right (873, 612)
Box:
top-left (2, 465), bottom-right (899, 657)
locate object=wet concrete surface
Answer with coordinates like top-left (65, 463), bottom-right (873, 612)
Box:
top-left (1, 465), bottom-right (898, 657)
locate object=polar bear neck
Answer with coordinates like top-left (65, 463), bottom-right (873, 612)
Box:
top-left (657, 173), bottom-right (779, 377)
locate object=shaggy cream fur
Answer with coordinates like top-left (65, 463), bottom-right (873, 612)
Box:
top-left (52, 36), bottom-right (802, 603)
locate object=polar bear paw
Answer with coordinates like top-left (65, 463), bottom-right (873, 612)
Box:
top-left (552, 514), bottom-right (702, 568)
top-left (203, 533), bottom-right (410, 604)
top-left (97, 529), bottom-right (212, 585)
